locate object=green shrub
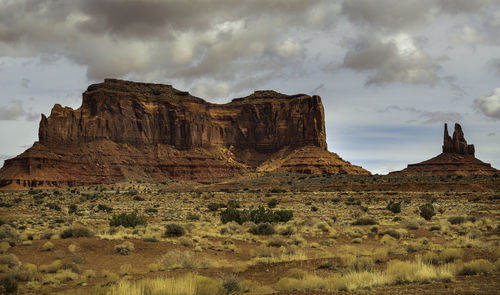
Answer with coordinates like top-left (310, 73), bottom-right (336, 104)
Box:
top-left (60, 226), bottom-right (93, 238)
top-left (68, 204), bottom-right (77, 214)
top-left (222, 275), bottom-right (241, 294)
top-left (248, 223), bottom-right (275, 235)
top-left (419, 204), bottom-right (435, 221)
top-left (144, 207), bottom-right (158, 213)
top-left (165, 223), bottom-right (185, 237)
top-left (226, 200), bottom-right (240, 208)
top-left (46, 203), bottom-right (61, 211)
top-left (220, 206), bottom-right (293, 225)
top-left (387, 200), bottom-right (401, 214)
top-left (207, 203), bottom-right (223, 212)
top-left (448, 216), bottom-right (466, 225)
top-left (97, 204), bottom-right (113, 213)
top-left (186, 213), bottom-right (200, 221)
top-left (0, 275), bottom-right (17, 293)
top-left (267, 199), bottom-right (278, 209)
top-left (109, 211), bottom-right (147, 228)
top-left (352, 216), bottom-right (377, 226)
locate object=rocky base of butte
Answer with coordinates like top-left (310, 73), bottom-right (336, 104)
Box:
top-left (390, 123), bottom-right (499, 176)
top-left (0, 79), bottom-right (369, 190)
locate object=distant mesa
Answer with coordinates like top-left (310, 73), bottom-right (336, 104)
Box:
top-left (390, 123), bottom-right (499, 176)
top-left (0, 78), bottom-right (369, 190)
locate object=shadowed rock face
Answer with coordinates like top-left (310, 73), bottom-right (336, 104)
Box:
top-left (391, 123), bottom-right (498, 176)
top-left (442, 123), bottom-right (475, 155)
top-left (0, 79), bottom-right (369, 189)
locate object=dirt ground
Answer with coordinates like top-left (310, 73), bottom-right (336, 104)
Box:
top-left (1, 173), bottom-right (499, 294)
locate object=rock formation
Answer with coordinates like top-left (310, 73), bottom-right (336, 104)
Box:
top-left (0, 79), bottom-right (369, 189)
top-left (390, 123), bottom-right (498, 176)
top-left (442, 123), bottom-right (475, 155)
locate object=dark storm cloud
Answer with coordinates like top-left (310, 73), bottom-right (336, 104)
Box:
top-left (0, 0), bottom-right (337, 85)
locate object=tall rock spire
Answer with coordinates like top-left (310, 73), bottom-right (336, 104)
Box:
top-left (442, 123), bottom-right (474, 156)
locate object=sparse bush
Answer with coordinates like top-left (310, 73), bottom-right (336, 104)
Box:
top-left (352, 216), bottom-right (377, 226)
top-left (41, 241), bottom-right (54, 251)
top-left (222, 275), bottom-right (241, 294)
top-left (280, 225), bottom-right (295, 236)
top-left (440, 248), bottom-right (462, 263)
top-left (158, 250), bottom-right (201, 270)
top-left (267, 199), bottom-right (278, 209)
top-left (186, 213), bottom-right (200, 221)
top-left (109, 211), bottom-right (147, 228)
top-left (0, 254), bottom-right (20, 269)
top-left (402, 219), bottom-right (420, 230)
top-left (115, 241), bottom-right (134, 255)
top-left (447, 216), bottom-right (466, 225)
top-left (60, 226), bottom-right (93, 238)
top-left (97, 204), bottom-right (113, 213)
top-left (0, 275), bottom-right (17, 293)
top-left (383, 229), bottom-right (401, 239)
top-left (69, 204), bottom-right (78, 214)
top-left (349, 257), bottom-right (375, 272)
top-left (267, 236), bottom-right (287, 247)
top-left (165, 223), bottom-right (185, 237)
top-left (455, 259), bottom-right (494, 275)
top-left (40, 260), bottom-right (62, 273)
top-left (119, 263), bottom-right (133, 275)
top-left (207, 203), bottom-right (223, 212)
top-left (422, 252), bottom-right (439, 265)
top-left (220, 206), bottom-right (292, 225)
top-left (144, 207), bottom-right (158, 214)
top-left (248, 223), bottom-right (275, 235)
top-left (387, 200), bottom-right (401, 214)
top-left (0, 224), bottom-right (19, 244)
top-left (419, 204), bottom-right (435, 221)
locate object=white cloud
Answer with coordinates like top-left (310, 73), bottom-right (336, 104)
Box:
top-left (450, 25), bottom-right (487, 45)
top-left (341, 34), bottom-right (440, 85)
top-left (475, 88), bottom-right (500, 119)
top-left (274, 38), bottom-right (303, 58)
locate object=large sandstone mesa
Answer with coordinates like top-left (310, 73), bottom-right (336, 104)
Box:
top-left (390, 123), bottom-right (499, 176)
top-left (0, 79), bottom-right (369, 189)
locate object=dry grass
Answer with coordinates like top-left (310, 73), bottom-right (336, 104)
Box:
top-left (109, 273), bottom-right (224, 295)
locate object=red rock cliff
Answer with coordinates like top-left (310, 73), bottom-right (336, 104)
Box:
top-left (0, 79), bottom-right (369, 189)
top-left (38, 79), bottom-right (326, 152)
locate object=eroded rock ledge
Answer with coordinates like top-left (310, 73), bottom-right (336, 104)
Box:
top-left (0, 79), bottom-right (369, 189)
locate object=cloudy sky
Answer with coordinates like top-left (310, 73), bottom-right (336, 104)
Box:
top-left (0, 0), bottom-right (499, 174)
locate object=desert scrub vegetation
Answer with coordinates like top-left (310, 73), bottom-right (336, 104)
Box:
top-left (248, 223), bottom-right (275, 235)
top-left (115, 241), bottom-right (135, 255)
top-left (158, 250), bottom-right (210, 270)
top-left (386, 200), bottom-right (401, 214)
top-left (109, 210), bottom-right (147, 228)
top-left (220, 206), bottom-right (292, 225)
top-left (164, 223), bottom-right (185, 237)
top-left (60, 226), bottom-right (93, 238)
top-left (275, 257), bottom-right (454, 292)
top-left (419, 203), bottom-right (435, 220)
top-left (109, 273), bottom-right (224, 295)
top-left (351, 216), bottom-right (377, 225)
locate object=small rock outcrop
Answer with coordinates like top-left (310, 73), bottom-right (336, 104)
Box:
top-left (390, 123), bottom-right (498, 176)
top-left (0, 79), bottom-right (369, 189)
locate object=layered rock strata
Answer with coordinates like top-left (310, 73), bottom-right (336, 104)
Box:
top-left (0, 79), bottom-right (369, 189)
